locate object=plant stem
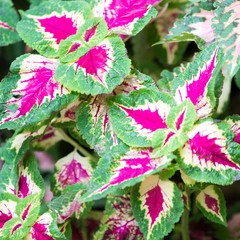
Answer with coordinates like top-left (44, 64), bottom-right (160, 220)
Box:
top-left (57, 129), bottom-right (98, 163)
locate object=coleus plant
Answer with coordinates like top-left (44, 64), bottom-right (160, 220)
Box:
top-left (1, 0), bottom-right (240, 239)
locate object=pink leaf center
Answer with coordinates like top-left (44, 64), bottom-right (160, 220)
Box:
top-left (143, 184), bottom-right (164, 227)
top-left (22, 203), bottom-right (32, 221)
top-left (120, 106), bottom-right (168, 132)
top-left (58, 159), bottom-right (90, 189)
top-left (204, 193), bottom-right (220, 215)
top-left (83, 24), bottom-right (99, 42)
top-left (11, 224), bottom-right (22, 236)
top-left (31, 222), bottom-right (54, 240)
top-left (38, 15), bottom-right (77, 44)
top-left (18, 175), bottom-right (30, 198)
top-left (75, 45), bottom-right (112, 84)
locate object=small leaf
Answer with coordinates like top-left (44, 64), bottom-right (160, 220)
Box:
top-left (196, 185), bottom-right (227, 226)
top-left (52, 150), bottom-right (93, 195)
top-left (152, 99), bottom-right (196, 158)
top-left (92, 0), bottom-right (158, 35)
top-left (94, 194), bottom-right (143, 240)
top-left (131, 175), bottom-right (183, 239)
top-left (16, 1), bottom-right (91, 57)
top-left (15, 194), bottom-right (41, 227)
top-left (55, 35), bottom-right (131, 95)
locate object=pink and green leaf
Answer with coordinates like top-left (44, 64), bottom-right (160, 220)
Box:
top-left (25, 211), bottom-right (65, 240)
top-left (177, 119), bottom-right (240, 185)
top-left (163, 2), bottom-right (216, 47)
top-left (0, 193), bottom-right (19, 236)
top-left (15, 194), bottom-right (41, 227)
top-left (54, 35), bottom-right (131, 95)
top-left (107, 88), bottom-right (176, 147)
top-left (18, 153), bottom-right (45, 199)
top-left (92, 0), bottom-right (158, 36)
top-left (131, 175), bottom-right (183, 239)
top-left (213, 0), bottom-right (240, 77)
top-left (59, 17), bottom-right (108, 63)
top-left (79, 146), bottom-right (172, 202)
top-left (196, 185), bottom-right (227, 226)
top-left (152, 99), bottom-right (196, 158)
top-left (94, 194), bottom-right (143, 240)
top-left (76, 70), bottom-right (155, 155)
top-left (52, 150), bottom-right (93, 195)
top-left (16, 1), bottom-right (91, 57)
top-left (171, 44), bottom-right (223, 120)
top-left (48, 184), bottom-right (93, 224)
top-left (0, 0), bottom-right (21, 46)
top-left (1, 217), bottom-right (30, 240)
top-left (0, 54), bottom-right (78, 130)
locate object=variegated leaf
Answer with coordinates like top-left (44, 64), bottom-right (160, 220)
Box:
top-left (76, 70), bottom-right (155, 155)
top-left (107, 88), bottom-right (176, 147)
top-left (131, 175), bottom-right (183, 239)
top-left (31, 127), bottom-right (63, 151)
top-left (0, 54), bottom-right (78, 130)
top-left (1, 217), bottom-right (29, 240)
top-left (54, 35), bottom-right (131, 95)
top-left (0, 193), bottom-right (19, 237)
top-left (15, 194), bottom-right (41, 227)
top-left (79, 146), bottom-right (172, 202)
top-left (16, 1), bottom-right (91, 57)
top-left (0, 0), bottom-right (21, 46)
top-left (0, 164), bottom-right (18, 195)
top-left (196, 185), bottom-right (227, 226)
top-left (171, 44), bottom-right (223, 120)
top-left (94, 194), bottom-right (143, 240)
top-left (177, 119), bottom-right (240, 185)
top-left (225, 115), bottom-right (240, 145)
top-left (18, 153), bottom-right (45, 199)
top-left (164, 2), bottom-right (216, 48)
top-left (24, 211), bottom-right (65, 240)
top-left (213, 0), bottom-right (240, 77)
top-left (180, 170), bottom-right (207, 189)
top-left (59, 17), bottom-right (108, 63)
top-left (48, 184), bottom-right (93, 224)
top-left (152, 99), bottom-right (196, 158)
top-left (52, 150), bottom-right (93, 195)
top-left (92, 0), bottom-right (159, 36)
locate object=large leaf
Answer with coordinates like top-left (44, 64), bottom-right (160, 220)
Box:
top-left (92, 0), bottom-right (158, 35)
top-left (131, 175), bottom-right (183, 239)
top-left (76, 70), bottom-right (155, 155)
top-left (196, 185), bottom-right (227, 226)
top-left (0, 54), bottom-right (78, 130)
top-left (107, 88), bottom-right (176, 147)
top-left (54, 34), bottom-right (131, 95)
top-left (79, 146), bottom-right (172, 202)
top-left (0, 0), bottom-right (21, 46)
top-left (177, 119), bottom-right (240, 185)
top-left (51, 150), bottom-right (93, 195)
top-left (16, 1), bottom-right (91, 57)
top-left (94, 194), bottom-right (143, 240)
top-left (171, 44), bottom-right (223, 120)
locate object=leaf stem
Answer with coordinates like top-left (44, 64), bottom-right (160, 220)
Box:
top-left (181, 186), bottom-right (191, 240)
top-left (57, 129), bottom-right (98, 163)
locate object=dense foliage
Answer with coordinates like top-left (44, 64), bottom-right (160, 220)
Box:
top-left (1, 0), bottom-right (240, 239)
